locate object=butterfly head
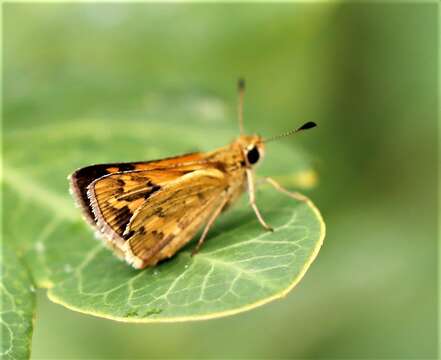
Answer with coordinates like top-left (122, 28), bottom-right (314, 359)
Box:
top-left (237, 135), bottom-right (265, 167)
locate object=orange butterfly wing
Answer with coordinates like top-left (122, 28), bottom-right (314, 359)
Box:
top-left (69, 152), bottom-right (233, 268)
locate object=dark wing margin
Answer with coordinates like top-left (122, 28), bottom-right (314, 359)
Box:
top-left (69, 164), bottom-right (115, 225)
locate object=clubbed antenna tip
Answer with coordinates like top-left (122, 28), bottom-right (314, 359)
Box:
top-left (297, 121), bottom-right (317, 131)
top-left (238, 78), bottom-right (245, 91)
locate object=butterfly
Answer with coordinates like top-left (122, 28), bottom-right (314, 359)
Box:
top-left (69, 79), bottom-right (316, 269)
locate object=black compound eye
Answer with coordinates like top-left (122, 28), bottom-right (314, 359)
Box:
top-left (246, 146), bottom-right (260, 165)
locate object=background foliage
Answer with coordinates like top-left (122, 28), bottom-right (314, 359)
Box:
top-left (3, 2), bottom-right (438, 359)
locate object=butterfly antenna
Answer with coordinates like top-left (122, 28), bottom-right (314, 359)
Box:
top-left (263, 121), bottom-right (317, 143)
top-left (238, 78), bottom-right (245, 134)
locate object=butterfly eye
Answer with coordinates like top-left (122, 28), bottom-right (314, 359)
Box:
top-left (246, 146), bottom-right (260, 165)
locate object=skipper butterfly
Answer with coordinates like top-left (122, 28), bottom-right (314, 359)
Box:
top-left (69, 79), bottom-right (316, 269)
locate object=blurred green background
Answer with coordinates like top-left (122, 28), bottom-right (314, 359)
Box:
top-left (4, 2), bottom-right (438, 359)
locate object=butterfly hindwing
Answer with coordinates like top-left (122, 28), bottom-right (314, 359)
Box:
top-left (123, 169), bottom-right (228, 268)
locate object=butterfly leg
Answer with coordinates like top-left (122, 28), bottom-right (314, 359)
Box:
top-left (263, 177), bottom-right (308, 202)
top-left (191, 195), bottom-right (229, 256)
top-left (246, 169), bottom-right (274, 232)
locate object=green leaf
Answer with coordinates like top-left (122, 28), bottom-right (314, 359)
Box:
top-left (3, 97), bottom-right (325, 322)
top-left (0, 244), bottom-right (36, 360)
